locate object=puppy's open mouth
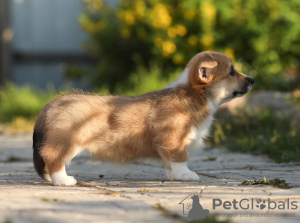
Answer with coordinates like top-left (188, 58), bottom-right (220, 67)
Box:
top-left (232, 84), bottom-right (253, 97)
top-left (223, 91), bottom-right (247, 101)
top-left (232, 91), bottom-right (247, 97)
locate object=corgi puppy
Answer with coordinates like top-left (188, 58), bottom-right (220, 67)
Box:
top-left (33, 51), bottom-right (254, 186)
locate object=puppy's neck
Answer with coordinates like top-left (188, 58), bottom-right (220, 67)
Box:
top-left (190, 85), bottom-right (219, 107)
top-left (171, 87), bottom-right (217, 127)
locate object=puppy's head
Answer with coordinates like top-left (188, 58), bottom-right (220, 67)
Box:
top-left (187, 51), bottom-right (254, 104)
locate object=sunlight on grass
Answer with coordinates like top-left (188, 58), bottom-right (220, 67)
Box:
top-left (210, 110), bottom-right (300, 163)
top-left (0, 83), bottom-right (57, 122)
top-left (7, 117), bottom-right (35, 134)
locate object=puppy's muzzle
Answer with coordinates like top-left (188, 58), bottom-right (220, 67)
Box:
top-left (233, 76), bottom-right (255, 97)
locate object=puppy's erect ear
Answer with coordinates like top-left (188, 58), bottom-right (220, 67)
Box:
top-left (198, 55), bottom-right (217, 82)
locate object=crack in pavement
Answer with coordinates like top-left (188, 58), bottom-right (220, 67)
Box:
top-left (76, 181), bottom-right (128, 198)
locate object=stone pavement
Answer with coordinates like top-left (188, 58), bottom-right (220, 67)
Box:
top-left (0, 134), bottom-right (300, 223)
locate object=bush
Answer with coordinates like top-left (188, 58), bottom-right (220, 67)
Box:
top-left (75, 0), bottom-right (300, 93)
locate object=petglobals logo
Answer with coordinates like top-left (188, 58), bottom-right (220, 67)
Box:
top-left (178, 194), bottom-right (298, 220)
top-left (212, 198), bottom-right (298, 211)
top-left (179, 194), bottom-right (209, 219)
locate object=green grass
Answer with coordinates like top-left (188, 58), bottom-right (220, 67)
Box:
top-left (241, 177), bottom-right (292, 189)
top-left (42, 197), bottom-right (60, 202)
top-left (202, 157), bottom-right (217, 161)
top-left (210, 109), bottom-right (300, 163)
top-left (0, 83), bottom-right (56, 122)
top-left (5, 155), bottom-right (24, 162)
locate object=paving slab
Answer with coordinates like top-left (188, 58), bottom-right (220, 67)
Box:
top-left (0, 134), bottom-right (300, 223)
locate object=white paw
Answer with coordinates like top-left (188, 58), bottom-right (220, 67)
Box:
top-left (52, 175), bottom-right (77, 186)
top-left (51, 170), bottom-right (77, 186)
top-left (168, 162), bottom-right (199, 181)
top-left (169, 169), bottom-right (199, 181)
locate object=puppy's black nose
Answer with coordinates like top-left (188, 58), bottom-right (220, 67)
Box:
top-left (246, 77), bottom-right (255, 85)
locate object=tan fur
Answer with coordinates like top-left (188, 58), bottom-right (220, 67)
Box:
top-left (33, 51), bottom-right (254, 184)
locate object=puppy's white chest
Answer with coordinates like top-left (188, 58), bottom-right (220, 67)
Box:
top-left (188, 115), bottom-right (214, 145)
top-left (197, 114), bottom-right (214, 138)
top-left (187, 101), bottom-right (217, 148)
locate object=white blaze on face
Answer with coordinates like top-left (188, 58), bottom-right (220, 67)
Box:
top-left (165, 68), bottom-right (189, 88)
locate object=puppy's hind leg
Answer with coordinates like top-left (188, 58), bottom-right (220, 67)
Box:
top-left (42, 145), bottom-right (79, 186)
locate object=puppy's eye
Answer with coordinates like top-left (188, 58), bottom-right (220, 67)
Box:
top-left (230, 67), bottom-right (235, 76)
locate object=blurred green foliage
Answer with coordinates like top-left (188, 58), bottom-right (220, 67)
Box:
top-left (73, 0), bottom-right (300, 93)
top-left (94, 63), bottom-right (181, 95)
top-left (0, 84), bottom-right (56, 122)
top-left (210, 110), bottom-right (300, 163)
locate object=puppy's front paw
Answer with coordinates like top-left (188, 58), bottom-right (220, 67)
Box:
top-left (53, 176), bottom-right (77, 186)
top-left (169, 169), bottom-right (199, 181)
top-left (51, 171), bottom-right (78, 186)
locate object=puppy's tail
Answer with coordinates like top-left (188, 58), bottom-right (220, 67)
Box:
top-left (33, 117), bottom-right (51, 181)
